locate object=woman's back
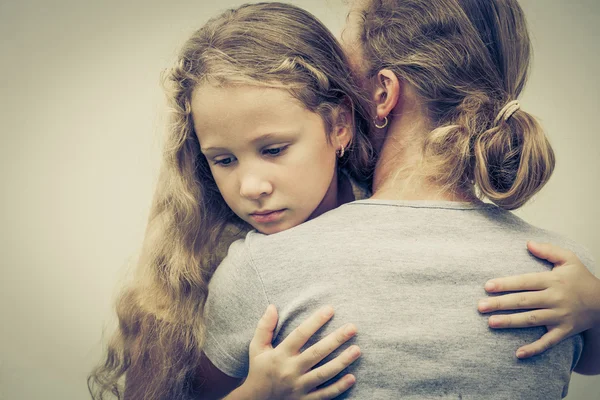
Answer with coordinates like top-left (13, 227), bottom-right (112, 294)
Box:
top-left (204, 200), bottom-right (590, 398)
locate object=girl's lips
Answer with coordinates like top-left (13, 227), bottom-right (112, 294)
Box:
top-left (250, 209), bottom-right (285, 223)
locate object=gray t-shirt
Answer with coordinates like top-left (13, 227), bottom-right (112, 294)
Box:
top-left (204, 200), bottom-right (592, 399)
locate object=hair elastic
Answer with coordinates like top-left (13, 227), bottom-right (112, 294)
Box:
top-left (494, 100), bottom-right (521, 124)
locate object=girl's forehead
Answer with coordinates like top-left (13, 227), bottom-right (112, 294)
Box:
top-left (191, 84), bottom-right (320, 144)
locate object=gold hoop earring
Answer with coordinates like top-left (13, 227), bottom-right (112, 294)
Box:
top-left (374, 116), bottom-right (388, 129)
top-left (337, 145), bottom-right (345, 158)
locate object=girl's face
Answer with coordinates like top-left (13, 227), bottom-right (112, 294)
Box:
top-left (192, 84), bottom-right (340, 235)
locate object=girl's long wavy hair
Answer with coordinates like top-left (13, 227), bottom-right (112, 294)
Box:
top-left (356, 0), bottom-right (555, 209)
top-left (88, 3), bottom-right (374, 399)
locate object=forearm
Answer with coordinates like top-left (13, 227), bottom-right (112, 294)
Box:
top-left (574, 327), bottom-right (600, 375)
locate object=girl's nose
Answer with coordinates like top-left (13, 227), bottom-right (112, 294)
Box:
top-left (239, 173), bottom-right (273, 200)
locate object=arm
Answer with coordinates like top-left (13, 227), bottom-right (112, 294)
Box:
top-left (574, 327), bottom-right (600, 375)
top-left (198, 305), bottom-right (360, 400)
top-left (195, 356), bottom-right (243, 400)
top-left (478, 241), bottom-right (600, 372)
top-left (203, 241), bottom-right (359, 398)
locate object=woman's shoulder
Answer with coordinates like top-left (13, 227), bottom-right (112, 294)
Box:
top-left (483, 208), bottom-right (596, 272)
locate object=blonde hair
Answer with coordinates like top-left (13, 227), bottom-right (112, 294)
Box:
top-left (88, 3), bottom-right (374, 399)
top-left (357, 0), bottom-right (555, 209)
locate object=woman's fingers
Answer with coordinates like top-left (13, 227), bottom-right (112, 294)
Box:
top-left (297, 323), bottom-right (357, 371)
top-left (249, 304), bottom-right (278, 353)
top-left (487, 309), bottom-right (560, 329)
top-left (484, 271), bottom-right (551, 293)
top-left (527, 241), bottom-right (576, 266)
top-left (515, 327), bottom-right (567, 359)
top-left (302, 374), bottom-right (356, 400)
top-left (478, 290), bottom-right (550, 313)
top-left (280, 306), bottom-right (335, 354)
top-left (300, 345), bottom-right (361, 395)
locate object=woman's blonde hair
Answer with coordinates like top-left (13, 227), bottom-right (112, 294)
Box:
top-left (357, 0), bottom-right (554, 209)
top-left (88, 3), bottom-right (373, 399)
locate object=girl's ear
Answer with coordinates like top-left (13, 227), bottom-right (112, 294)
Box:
top-left (372, 69), bottom-right (401, 120)
top-left (332, 105), bottom-right (353, 150)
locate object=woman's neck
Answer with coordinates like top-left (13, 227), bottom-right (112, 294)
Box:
top-left (371, 104), bottom-right (471, 203)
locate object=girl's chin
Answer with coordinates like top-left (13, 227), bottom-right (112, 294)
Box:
top-left (254, 224), bottom-right (287, 235)
top-left (252, 220), bottom-right (300, 235)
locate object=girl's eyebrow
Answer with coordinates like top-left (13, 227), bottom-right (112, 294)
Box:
top-left (202, 132), bottom-right (297, 154)
top-left (200, 146), bottom-right (228, 155)
top-left (250, 132), bottom-right (296, 145)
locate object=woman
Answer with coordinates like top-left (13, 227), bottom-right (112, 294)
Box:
top-left (200, 0), bottom-right (599, 398)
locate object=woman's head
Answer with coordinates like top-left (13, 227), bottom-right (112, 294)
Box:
top-left (344, 0), bottom-right (555, 209)
top-left (165, 2), bottom-right (374, 233)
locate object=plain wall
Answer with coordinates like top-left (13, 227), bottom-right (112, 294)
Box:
top-left (0, 0), bottom-right (598, 399)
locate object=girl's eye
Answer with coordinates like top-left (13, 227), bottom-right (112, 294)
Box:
top-left (263, 146), bottom-right (288, 157)
top-left (213, 157), bottom-right (236, 166)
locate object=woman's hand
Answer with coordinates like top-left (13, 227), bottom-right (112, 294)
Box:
top-left (478, 241), bottom-right (600, 359)
top-left (231, 305), bottom-right (360, 400)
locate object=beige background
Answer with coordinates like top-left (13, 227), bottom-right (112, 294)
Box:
top-left (0, 0), bottom-right (598, 399)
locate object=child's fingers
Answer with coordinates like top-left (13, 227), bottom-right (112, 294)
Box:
top-left (478, 291), bottom-right (549, 313)
top-left (299, 345), bottom-right (360, 394)
top-left (527, 241), bottom-right (575, 266)
top-left (302, 374), bottom-right (356, 400)
top-left (297, 323), bottom-right (357, 371)
top-left (487, 310), bottom-right (560, 329)
top-left (515, 327), bottom-right (566, 359)
top-left (484, 271), bottom-right (551, 293)
top-left (280, 305), bottom-right (335, 354)
top-left (249, 304), bottom-right (278, 352)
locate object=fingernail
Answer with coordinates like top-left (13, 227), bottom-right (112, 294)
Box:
top-left (350, 346), bottom-right (361, 357)
top-left (485, 281), bottom-right (496, 291)
top-left (322, 306), bottom-right (334, 317)
top-left (478, 300), bottom-right (490, 311)
top-left (489, 316), bottom-right (501, 327)
top-left (346, 374), bottom-right (356, 385)
top-left (344, 323), bottom-right (356, 336)
top-left (516, 350), bottom-right (526, 358)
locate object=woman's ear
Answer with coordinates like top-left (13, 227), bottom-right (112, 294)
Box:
top-left (372, 69), bottom-right (401, 120)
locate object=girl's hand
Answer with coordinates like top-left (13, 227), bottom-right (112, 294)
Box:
top-left (237, 304), bottom-right (360, 400)
top-left (478, 241), bottom-right (600, 359)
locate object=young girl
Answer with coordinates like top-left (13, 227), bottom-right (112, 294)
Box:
top-left (90, 1), bottom-right (599, 399)
top-left (89, 3), bottom-right (374, 399)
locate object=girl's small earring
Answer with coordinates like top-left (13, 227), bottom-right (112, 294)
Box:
top-left (337, 145), bottom-right (345, 158)
top-left (374, 116), bottom-right (388, 129)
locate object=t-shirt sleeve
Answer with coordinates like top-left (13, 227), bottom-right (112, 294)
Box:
top-left (577, 247), bottom-right (597, 277)
top-left (203, 238), bottom-right (270, 378)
